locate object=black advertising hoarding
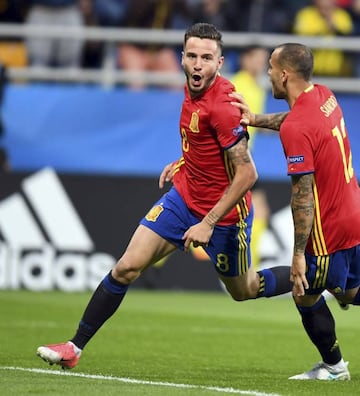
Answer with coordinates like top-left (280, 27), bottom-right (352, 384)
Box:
top-left (0, 169), bottom-right (292, 292)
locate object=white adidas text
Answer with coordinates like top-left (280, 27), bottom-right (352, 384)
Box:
top-left (0, 242), bottom-right (115, 291)
top-left (0, 168), bottom-right (116, 291)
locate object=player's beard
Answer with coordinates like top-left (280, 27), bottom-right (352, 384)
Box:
top-left (185, 70), bottom-right (218, 98)
top-left (271, 80), bottom-right (286, 100)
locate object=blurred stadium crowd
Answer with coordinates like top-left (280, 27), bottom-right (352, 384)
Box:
top-left (1, 0), bottom-right (360, 80)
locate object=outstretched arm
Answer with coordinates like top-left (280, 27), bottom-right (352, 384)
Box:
top-left (229, 92), bottom-right (288, 131)
top-left (253, 112), bottom-right (289, 131)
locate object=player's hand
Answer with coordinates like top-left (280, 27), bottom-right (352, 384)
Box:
top-left (229, 92), bottom-right (254, 127)
top-left (159, 161), bottom-right (176, 189)
top-left (182, 221), bottom-right (213, 253)
top-left (290, 254), bottom-right (309, 296)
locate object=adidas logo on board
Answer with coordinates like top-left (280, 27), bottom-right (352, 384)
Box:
top-left (0, 168), bottom-right (115, 291)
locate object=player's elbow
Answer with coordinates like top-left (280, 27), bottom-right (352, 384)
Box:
top-left (234, 162), bottom-right (258, 192)
top-left (247, 164), bottom-right (258, 189)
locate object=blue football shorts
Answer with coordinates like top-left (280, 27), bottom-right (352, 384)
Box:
top-left (140, 186), bottom-right (254, 277)
top-left (305, 245), bottom-right (360, 295)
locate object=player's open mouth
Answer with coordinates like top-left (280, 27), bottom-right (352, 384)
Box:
top-left (192, 74), bottom-right (202, 86)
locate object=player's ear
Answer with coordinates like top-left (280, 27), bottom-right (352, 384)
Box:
top-left (218, 55), bottom-right (224, 70)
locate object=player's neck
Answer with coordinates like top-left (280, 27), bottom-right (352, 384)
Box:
top-left (288, 81), bottom-right (312, 108)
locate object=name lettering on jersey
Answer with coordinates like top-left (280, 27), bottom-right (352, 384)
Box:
top-left (145, 204), bottom-right (164, 222)
top-left (288, 155), bottom-right (304, 164)
top-left (189, 110), bottom-right (200, 133)
top-left (320, 95), bottom-right (338, 117)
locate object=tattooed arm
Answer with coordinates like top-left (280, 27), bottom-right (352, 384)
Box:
top-left (253, 112), bottom-right (289, 131)
top-left (182, 137), bottom-right (257, 252)
top-left (290, 173), bottom-right (314, 296)
top-left (203, 137), bottom-right (258, 227)
top-left (229, 92), bottom-right (288, 131)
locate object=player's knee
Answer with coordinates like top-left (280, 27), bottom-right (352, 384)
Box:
top-left (229, 289), bottom-right (256, 301)
top-left (112, 257), bottom-right (141, 285)
top-left (222, 274), bottom-right (259, 301)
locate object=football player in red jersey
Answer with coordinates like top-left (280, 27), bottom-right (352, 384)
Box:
top-left (36, 23), bottom-right (292, 370)
top-left (231, 43), bottom-right (360, 380)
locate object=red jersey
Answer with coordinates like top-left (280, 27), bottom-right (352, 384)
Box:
top-left (173, 75), bottom-right (251, 225)
top-left (280, 84), bottom-right (360, 255)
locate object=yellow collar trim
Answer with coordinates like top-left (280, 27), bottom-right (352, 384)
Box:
top-left (304, 84), bottom-right (314, 93)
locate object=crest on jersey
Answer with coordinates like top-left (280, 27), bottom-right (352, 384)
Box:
top-left (145, 204), bottom-right (164, 222)
top-left (189, 111), bottom-right (200, 133)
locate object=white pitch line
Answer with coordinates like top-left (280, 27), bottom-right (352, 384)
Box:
top-left (0, 366), bottom-right (282, 396)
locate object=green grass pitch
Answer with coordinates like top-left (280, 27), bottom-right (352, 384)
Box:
top-left (0, 289), bottom-right (358, 395)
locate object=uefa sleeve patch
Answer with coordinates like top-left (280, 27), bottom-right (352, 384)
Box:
top-left (287, 155), bottom-right (304, 164)
top-left (232, 125), bottom-right (245, 137)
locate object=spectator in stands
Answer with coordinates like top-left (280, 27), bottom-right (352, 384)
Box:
top-left (293, 0), bottom-right (354, 76)
top-left (79, 0), bottom-right (103, 68)
top-left (190, 0), bottom-right (229, 31)
top-left (346, 0), bottom-right (360, 32)
top-left (80, 1), bottom-right (132, 70)
top-left (337, 0), bottom-right (352, 7)
top-left (224, 0), bottom-right (307, 33)
top-left (93, 0), bottom-right (129, 28)
top-left (231, 46), bottom-right (269, 147)
top-left (189, 0), bottom-right (238, 73)
top-left (0, 0), bottom-right (27, 23)
top-left (25, 0), bottom-right (84, 68)
top-left (347, 0), bottom-right (360, 77)
top-left (0, 0), bottom-right (28, 68)
top-left (117, 0), bottom-right (191, 90)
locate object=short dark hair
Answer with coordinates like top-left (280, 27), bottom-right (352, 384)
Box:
top-left (184, 23), bottom-right (223, 54)
top-left (276, 43), bottom-right (313, 81)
